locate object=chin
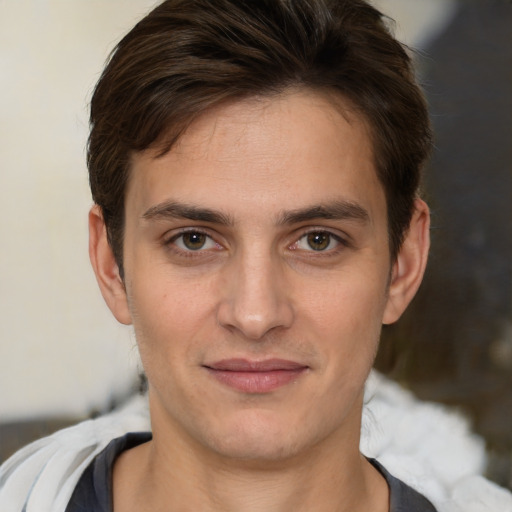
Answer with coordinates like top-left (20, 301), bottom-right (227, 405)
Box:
top-left (210, 434), bottom-right (301, 463)
top-left (197, 410), bottom-right (318, 463)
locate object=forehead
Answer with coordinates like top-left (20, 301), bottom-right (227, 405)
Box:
top-left (126, 90), bottom-right (385, 226)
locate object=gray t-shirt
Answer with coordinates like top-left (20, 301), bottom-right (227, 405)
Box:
top-left (65, 432), bottom-right (438, 512)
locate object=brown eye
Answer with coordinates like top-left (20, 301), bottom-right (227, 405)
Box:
top-left (306, 232), bottom-right (331, 251)
top-left (292, 231), bottom-right (342, 253)
top-left (181, 232), bottom-right (208, 250)
top-left (169, 230), bottom-right (220, 255)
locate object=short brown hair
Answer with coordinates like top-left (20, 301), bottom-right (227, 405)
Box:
top-left (88, 0), bottom-right (432, 274)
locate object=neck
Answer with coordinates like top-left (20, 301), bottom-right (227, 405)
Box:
top-left (113, 395), bottom-right (389, 512)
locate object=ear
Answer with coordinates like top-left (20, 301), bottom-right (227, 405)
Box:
top-left (89, 205), bottom-right (132, 325)
top-left (383, 198), bottom-right (430, 325)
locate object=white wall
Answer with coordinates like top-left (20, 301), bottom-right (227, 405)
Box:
top-left (373, 0), bottom-right (457, 48)
top-left (0, 1), bottom-right (159, 421)
top-left (0, 0), bottom-right (456, 421)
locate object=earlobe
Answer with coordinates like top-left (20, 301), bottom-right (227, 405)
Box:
top-left (383, 198), bottom-right (430, 325)
top-left (88, 205), bottom-right (132, 325)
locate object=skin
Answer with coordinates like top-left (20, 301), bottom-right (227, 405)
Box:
top-left (90, 90), bottom-right (430, 512)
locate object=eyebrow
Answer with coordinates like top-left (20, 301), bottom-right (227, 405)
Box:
top-left (142, 199), bottom-right (369, 226)
top-left (142, 200), bottom-right (234, 225)
top-left (277, 201), bottom-right (370, 225)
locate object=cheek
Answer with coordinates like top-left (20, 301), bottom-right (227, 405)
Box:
top-left (306, 268), bottom-right (388, 327)
top-left (128, 272), bottom-right (218, 360)
top-left (301, 270), bottom-right (388, 366)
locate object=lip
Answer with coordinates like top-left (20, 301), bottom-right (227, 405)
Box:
top-left (204, 358), bottom-right (308, 393)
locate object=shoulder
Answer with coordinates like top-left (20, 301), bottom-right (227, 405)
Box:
top-left (370, 458), bottom-right (438, 511)
top-left (65, 432), bottom-right (152, 512)
top-left (0, 395), bottom-right (149, 512)
top-left (362, 371), bottom-right (512, 512)
top-left (3, 373), bottom-right (512, 512)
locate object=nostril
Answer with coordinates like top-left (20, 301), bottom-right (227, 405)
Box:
top-left (215, 255), bottom-right (294, 339)
top-left (216, 290), bottom-right (294, 340)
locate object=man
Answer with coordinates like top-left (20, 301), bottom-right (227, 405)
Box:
top-left (2, 0), bottom-right (435, 510)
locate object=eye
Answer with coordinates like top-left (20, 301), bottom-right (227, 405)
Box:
top-left (173, 231), bottom-right (218, 251)
top-left (295, 231), bottom-right (341, 252)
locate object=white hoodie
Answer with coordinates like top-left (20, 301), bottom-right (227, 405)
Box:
top-left (1, 371), bottom-right (511, 512)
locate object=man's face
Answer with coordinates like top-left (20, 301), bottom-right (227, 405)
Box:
top-left (115, 91), bottom-right (400, 461)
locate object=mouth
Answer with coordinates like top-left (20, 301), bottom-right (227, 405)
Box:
top-left (203, 358), bottom-right (309, 393)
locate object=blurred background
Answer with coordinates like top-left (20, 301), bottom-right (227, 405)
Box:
top-left (1, 0), bottom-right (511, 490)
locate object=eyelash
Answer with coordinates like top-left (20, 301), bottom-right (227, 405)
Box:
top-left (164, 228), bottom-right (222, 257)
top-left (163, 228), bottom-right (350, 258)
top-left (290, 229), bottom-right (349, 255)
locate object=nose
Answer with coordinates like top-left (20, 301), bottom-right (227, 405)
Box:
top-left (217, 251), bottom-right (294, 340)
